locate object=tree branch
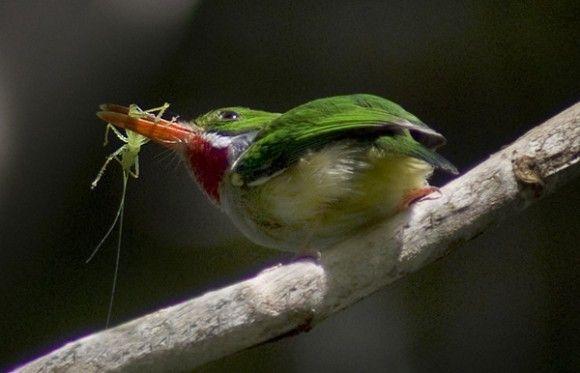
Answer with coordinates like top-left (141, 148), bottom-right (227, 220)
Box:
top-left (17, 103), bottom-right (579, 372)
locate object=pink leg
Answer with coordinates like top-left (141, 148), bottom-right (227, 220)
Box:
top-left (397, 186), bottom-right (441, 211)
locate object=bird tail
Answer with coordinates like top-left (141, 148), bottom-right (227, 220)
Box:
top-left (376, 135), bottom-right (458, 175)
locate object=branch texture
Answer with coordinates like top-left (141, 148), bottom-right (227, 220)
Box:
top-left (17, 103), bottom-right (580, 372)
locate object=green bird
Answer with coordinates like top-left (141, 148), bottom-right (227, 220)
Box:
top-left (97, 94), bottom-right (457, 253)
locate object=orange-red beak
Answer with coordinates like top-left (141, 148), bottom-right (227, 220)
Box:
top-left (96, 103), bottom-right (197, 149)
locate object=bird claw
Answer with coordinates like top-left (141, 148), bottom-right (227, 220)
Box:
top-left (294, 250), bottom-right (321, 262)
top-left (398, 186), bottom-right (442, 211)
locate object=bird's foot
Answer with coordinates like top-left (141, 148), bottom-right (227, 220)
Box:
top-left (398, 186), bottom-right (441, 211)
top-left (294, 249), bottom-right (321, 263)
top-left (294, 232), bottom-right (320, 262)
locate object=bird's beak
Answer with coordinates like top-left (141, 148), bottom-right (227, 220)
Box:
top-left (96, 104), bottom-right (197, 149)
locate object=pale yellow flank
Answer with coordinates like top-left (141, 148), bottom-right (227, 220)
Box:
top-left (223, 141), bottom-right (433, 251)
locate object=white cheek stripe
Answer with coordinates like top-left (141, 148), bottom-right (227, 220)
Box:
top-left (202, 132), bottom-right (232, 148)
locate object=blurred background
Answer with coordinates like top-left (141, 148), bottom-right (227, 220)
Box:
top-left (0, 1), bottom-right (578, 371)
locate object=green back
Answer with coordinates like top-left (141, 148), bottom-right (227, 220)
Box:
top-left (233, 94), bottom-right (455, 184)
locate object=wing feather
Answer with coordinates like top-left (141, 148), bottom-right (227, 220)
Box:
top-left (233, 94), bottom-right (455, 184)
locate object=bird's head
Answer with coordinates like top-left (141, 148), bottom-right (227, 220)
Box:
top-left (194, 107), bottom-right (281, 135)
top-left (96, 104), bottom-right (280, 202)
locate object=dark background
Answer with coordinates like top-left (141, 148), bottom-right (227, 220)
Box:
top-left (1, 1), bottom-right (578, 371)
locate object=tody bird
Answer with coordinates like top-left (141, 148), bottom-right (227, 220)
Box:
top-left (97, 94), bottom-right (457, 253)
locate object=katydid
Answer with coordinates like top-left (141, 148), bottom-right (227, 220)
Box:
top-left (90, 102), bottom-right (170, 327)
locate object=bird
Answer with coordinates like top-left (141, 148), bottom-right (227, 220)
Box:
top-left (97, 94), bottom-right (457, 253)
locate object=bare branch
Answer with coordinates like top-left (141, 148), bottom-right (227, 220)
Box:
top-left (17, 103), bottom-right (579, 372)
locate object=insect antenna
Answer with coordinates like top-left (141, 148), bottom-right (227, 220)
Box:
top-left (86, 170), bottom-right (127, 263)
top-left (87, 171), bottom-right (128, 327)
top-left (105, 173), bottom-right (128, 327)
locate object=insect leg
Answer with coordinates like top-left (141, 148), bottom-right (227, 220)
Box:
top-left (86, 172), bottom-right (127, 264)
top-left (128, 156), bottom-right (139, 179)
top-left (104, 123), bottom-right (128, 146)
top-left (144, 102), bottom-right (170, 121)
top-left (91, 146), bottom-right (125, 189)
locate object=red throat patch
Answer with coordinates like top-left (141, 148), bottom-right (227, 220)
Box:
top-left (184, 134), bottom-right (230, 202)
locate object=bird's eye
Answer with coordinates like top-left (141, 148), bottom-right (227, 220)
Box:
top-left (219, 110), bottom-right (239, 121)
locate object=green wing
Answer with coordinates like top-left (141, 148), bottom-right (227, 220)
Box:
top-left (232, 94), bottom-right (456, 184)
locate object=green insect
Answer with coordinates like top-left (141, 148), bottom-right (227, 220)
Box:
top-left (91, 102), bottom-right (170, 189)
top-left (89, 102), bottom-right (170, 327)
